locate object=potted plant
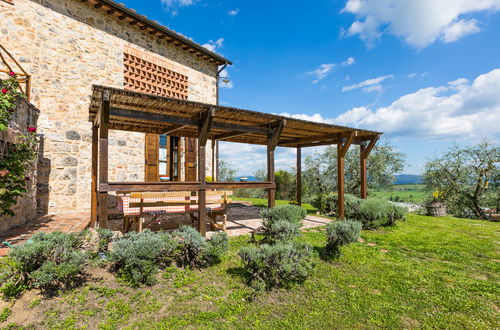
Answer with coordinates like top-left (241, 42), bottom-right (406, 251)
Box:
top-left (426, 190), bottom-right (447, 217)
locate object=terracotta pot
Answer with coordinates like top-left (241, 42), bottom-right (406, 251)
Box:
top-left (426, 199), bottom-right (446, 217)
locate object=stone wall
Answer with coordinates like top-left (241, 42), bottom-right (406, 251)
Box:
top-left (0, 97), bottom-right (40, 234)
top-left (0, 0), bottom-right (218, 214)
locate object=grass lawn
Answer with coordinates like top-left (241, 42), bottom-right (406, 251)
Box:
top-left (371, 184), bottom-right (427, 204)
top-left (1, 215), bottom-right (499, 329)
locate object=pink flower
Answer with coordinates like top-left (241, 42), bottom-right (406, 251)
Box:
top-left (9, 72), bottom-right (15, 77)
top-left (1, 88), bottom-right (7, 94)
top-left (0, 170), bottom-right (9, 178)
top-left (28, 127), bottom-right (36, 133)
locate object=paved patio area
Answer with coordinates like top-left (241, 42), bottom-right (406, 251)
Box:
top-left (0, 203), bottom-right (332, 256)
top-left (0, 212), bottom-right (90, 256)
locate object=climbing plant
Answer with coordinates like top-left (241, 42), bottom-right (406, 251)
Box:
top-left (0, 72), bottom-right (38, 216)
top-left (1, 72), bottom-right (24, 131)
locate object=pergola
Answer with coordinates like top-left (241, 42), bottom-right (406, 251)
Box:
top-left (89, 85), bottom-right (382, 235)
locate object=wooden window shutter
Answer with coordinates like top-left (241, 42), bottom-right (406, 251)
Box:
top-left (185, 137), bottom-right (197, 181)
top-left (145, 134), bottom-right (159, 182)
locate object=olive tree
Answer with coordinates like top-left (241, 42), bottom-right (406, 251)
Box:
top-left (302, 141), bottom-right (405, 197)
top-left (423, 140), bottom-right (500, 219)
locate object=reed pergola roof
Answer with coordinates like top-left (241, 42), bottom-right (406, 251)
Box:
top-left (89, 85), bottom-right (382, 148)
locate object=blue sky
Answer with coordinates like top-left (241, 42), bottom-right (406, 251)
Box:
top-left (121, 0), bottom-right (500, 176)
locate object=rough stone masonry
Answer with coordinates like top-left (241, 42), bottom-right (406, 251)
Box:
top-left (0, 0), bottom-right (218, 216)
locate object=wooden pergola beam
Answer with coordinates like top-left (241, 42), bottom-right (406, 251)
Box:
top-left (214, 131), bottom-right (249, 141)
top-left (360, 135), bottom-right (379, 199)
top-left (108, 107), bottom-right (270, 136)
top-left (296, 147), bottom-right (302, 205)
top-left (163, 124), bottom-right (187, 135)
top-left (197, 108), bottom-right (214, 236)
top-left (98, 90), bottom-right (110, 228)
top-left (267, 120), bottom-right (286, 208)
top-left (337, 130), bottom-right (357, 220)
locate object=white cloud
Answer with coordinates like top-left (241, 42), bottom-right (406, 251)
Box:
top-left (307, 64), bottom-right (335, 84)
top-left (342, 0), bottom-right (500, 48)
top-left (202, 38), bottom-right (224, 52)
top-left (342, 75), bottom-right (393, 92)
top-left (280, 68), bottom-right (500, 142)
top-left (441, 19), bottom-right (480, 43)
top-left (228, 9), bottom-right (240, 16)
top-left (161, 0), bottom-right (197, 15)
top-left (342, 57), bottom-right (356, 66)
top-left (338, 68), bottom-right (500, 140)
top-left (407, 73), bottom-right (417, 79)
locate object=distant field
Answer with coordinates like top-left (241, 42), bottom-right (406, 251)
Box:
top-left (371, 184), bottom-right (427, 204)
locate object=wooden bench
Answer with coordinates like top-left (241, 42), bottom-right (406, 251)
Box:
top-left (121, 191), bottom-right (233, 232)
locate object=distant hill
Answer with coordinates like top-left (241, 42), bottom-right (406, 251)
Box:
top-left (395, 174), bottom-right (423, 185)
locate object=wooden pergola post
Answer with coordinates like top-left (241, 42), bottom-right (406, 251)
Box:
top-left (197, 109), bottom-right (214, 236)
top-left (359, 137), bottom-right (379, 199)
top-left (98, 91), bottom-right (110, 228)
top-left (267, 120), bottom-right (285, 208)
top-left (337, 131), bottom-right (356, 220)
top-left (90, 124), bottom-right (98, 227)
top-left (296, 147), bottom-right (302, 205)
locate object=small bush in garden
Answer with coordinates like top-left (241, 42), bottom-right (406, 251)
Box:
top-left (260, 205), bottom-right (307, 242)
top-left (110, 230), bottom-right (177, 287)
top-left (356, 198), bottom-right (406, 229)
top-left (386, 204), bottom-right (407, 226)
top-left (172, 226), bottom-right (229, 267)
top-left (203, 231), bottom-right (229, 265)
top-left (323, 193), bottom-right (362, 218)
top-left (325, 220), bottom-right (362, 257)
top-left (96, 228), bottom-right (114, 253)
top-left (238, 242), bottom-right (314, 291)
top-left (0, 232), bottom-right (87, 296)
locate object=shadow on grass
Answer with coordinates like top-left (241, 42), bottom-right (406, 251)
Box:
top-left (313, 245), bottom-right (340, 263)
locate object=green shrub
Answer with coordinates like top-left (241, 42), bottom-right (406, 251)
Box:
top-left (110, 230), bottom-right (177, 287)
top-left (326, 220), bottom-right (362, 257)
top-left (323, 193), bottom-right (362, 218)
top-left (0, 232), bottom-right (87, 296)
top-left (203, 232), bottom-right (229, 265)
top-left (386, 204), bottom-right (407, 226)
top-left (172, 226), bottom-right (228, 267)
top-left (260, 205), bottom-right (306, 243)
top-left (238, 242), bottom-right (314, 291)
top-left (357, 198), bottom-right (406, 228)
top-left (96, 228), bottom-right (114, 253)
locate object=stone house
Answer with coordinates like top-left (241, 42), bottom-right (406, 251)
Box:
top-left (0, 0), bottom-right (231, 223)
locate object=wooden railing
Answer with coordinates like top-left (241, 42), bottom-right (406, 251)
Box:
top-left (0, 44), bottom-right (31, 101)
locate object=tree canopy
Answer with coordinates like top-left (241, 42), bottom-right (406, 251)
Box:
top-left (423, 140), bottom-right (500, 219)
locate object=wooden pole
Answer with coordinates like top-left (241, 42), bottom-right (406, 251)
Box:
top-left (296, 147), bottom-right (302, 205)
top-left (90, 124), bottom-right (98, 227)
top-left (337, 142), bottom-right (345, 220)
top-left (337, 131), bottom-right (357, 220)
top-left (98, 91), bottom-right (110, 228)
top-left (267, 144), bottom-right (276, 208)
top-left (360, 144), bottom-right (367, 199)
top-left (197, 109), bottom-right (214, 236)
top-left (198, 141), bottom-right (207, 235)
top-left (211, 139), bottom-right (215, 180)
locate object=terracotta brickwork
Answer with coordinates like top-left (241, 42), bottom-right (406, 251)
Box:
top-left (0, 0), bottom-right (218, 215)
